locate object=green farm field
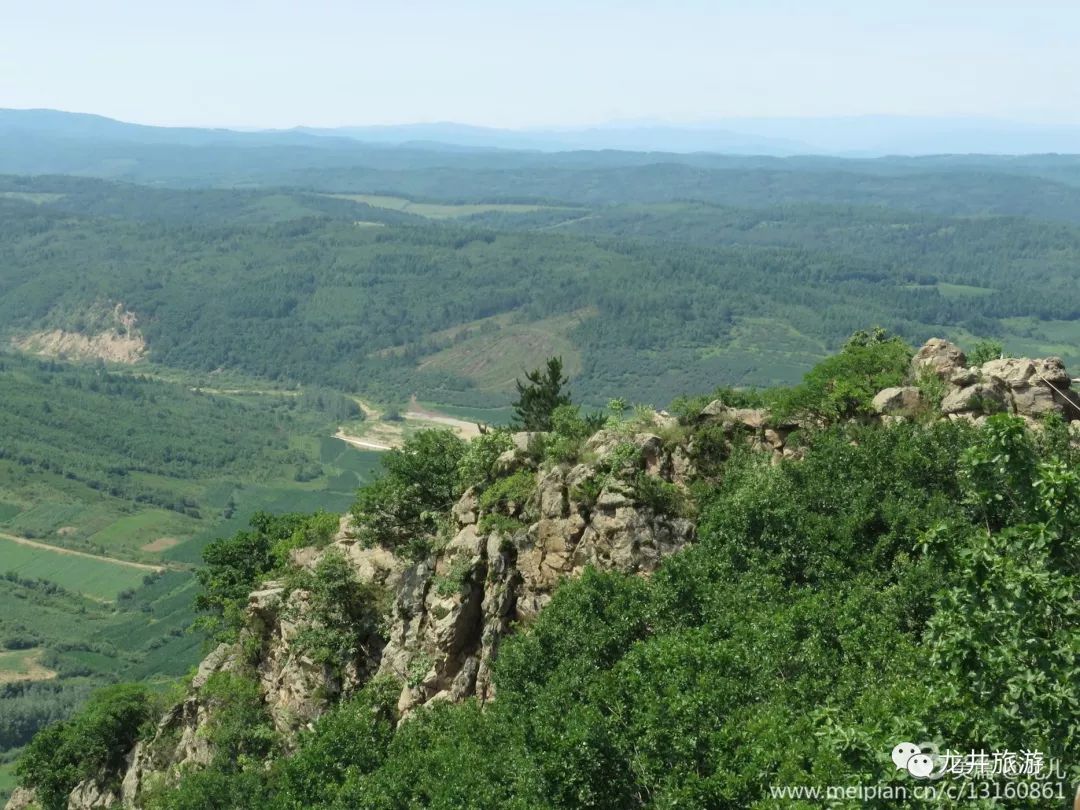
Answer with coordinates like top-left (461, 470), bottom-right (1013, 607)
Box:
top-left (0, 535), bottom-right (153, 601)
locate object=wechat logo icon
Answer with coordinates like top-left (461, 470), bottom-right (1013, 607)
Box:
top-left (892, 741), bottom-right (943, 780)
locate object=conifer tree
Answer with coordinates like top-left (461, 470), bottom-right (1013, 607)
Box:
top-left (511, 357), bottom-right (571, 431)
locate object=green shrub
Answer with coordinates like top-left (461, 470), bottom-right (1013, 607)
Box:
top-left (269, 511), bottom-right (340, 569)
top-left (478, 469), bottom-right (536, 517)
top-left (968, 338), bottom-right (1004, 365)
top-left (771, 328), bottom-right (912, 422)
top-left (195, 512), bottom-right (337, 641)
top-left (914, 366), bottom-right (947, 411)
top-left (433, 557), bottom-right (475, 598)
top-left (285, 549), bottom-right (384, 671)
top-left (351, 429), bottom-right (467, 558)
top-left (456, 429), bottom-right (514, 492)
top-left (631, 472), bottom-right (686, 517)
top-left (267, 678), bottom-right (399, 808)
top-left (16, 684), bottom-right (153, 810)
top-left (477, 512), bottom-right (527, 536)
top-left (200, 672), bottom-right (278, 766)
top-left (540, 404), bottom-right (597, 465)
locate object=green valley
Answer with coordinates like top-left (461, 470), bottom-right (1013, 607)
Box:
top-left (3, 106), bottom-right (1080, 808)
top-left (0, 354), bottom-right (382, 790)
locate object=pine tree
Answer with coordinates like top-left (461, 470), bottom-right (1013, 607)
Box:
top-left (511, 357), bottom-right (571, 431)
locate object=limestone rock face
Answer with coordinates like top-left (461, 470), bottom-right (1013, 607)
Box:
top-left (980, 357), bottom-right (1080, 417)
top-left (119, 643), bottom-right (239, 805)
top-left (871, 386), bottom-right (922, 415)
top-left (68, 778), bottom-right (117, 809)
top-left (697, 401), bottom-right (799, 462)
top-left (911, 338), bottom-right (967, 380)
top-left (377, 430), bottom-right (695, 716)
top-left (4, 788), bottom-right (37, 810)
top-left (116, 525), bottom-right (408, 806)
top-left (85, 404), bottom-right (870, 806)
top-left (940, 378), bottom-right (1008, 415)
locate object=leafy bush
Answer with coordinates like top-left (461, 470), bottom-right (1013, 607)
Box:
top-left (16, 684), bottom-right (153, 810)
top-left (270, 511), bottom-right (341, 569)
top-left (285, 549), bottom-right (384, 670)
top-left (477, 512), bottom-right (527, 536)
top-left (771, 329), bottom-right (912, 422)
top-left (669, 385), bottom-right (772, 424)
top-left (455, 429), bottom-right (514, 492)
top-left (432, 557), bottom-right (475, 598)
top-left (968, 338), bottom-right (1004, 365)
top-left (631, 471), bottom-right (686, 517)
top-left (199, 672), bottom-right (279, 767)
top-left (478, 469), bottom-right (536, 517)
top-left (351, 429), bottom-right (467, 558)
top-left (267, 678), bottom-right (399, 808)
top-left (195, 512), bottom-right (336, 641)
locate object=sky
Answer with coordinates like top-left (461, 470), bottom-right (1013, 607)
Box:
top-left (1, 0), bottom-right (1078, 130)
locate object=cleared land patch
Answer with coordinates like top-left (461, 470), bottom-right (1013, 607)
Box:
top-left (140, 537), bottom-right (180, 553)
top-left (0, 648), bottom-right (57, 684)
top-left (333, 397), bottom-right (483, 452)
top-left (0, 191), bottom-right (65, 204)
top-left (325, 193), bottom-right (575, 220)
top-left (415, 310), bottom-right (590, 393)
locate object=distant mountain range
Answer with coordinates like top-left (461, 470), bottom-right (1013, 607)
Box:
top-left (3, 108), bottom-right (1080, 156)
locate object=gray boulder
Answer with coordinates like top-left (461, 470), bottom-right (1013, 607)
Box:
top-left (911, 338), bottom-right (967, 380)
top-left (871, 386), bottom-right (923, 415)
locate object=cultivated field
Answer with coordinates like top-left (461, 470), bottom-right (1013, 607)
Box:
top-left (0, 534), bottom-right (152, 600)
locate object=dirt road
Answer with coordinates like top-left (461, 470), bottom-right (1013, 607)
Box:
top-left (0, 532), bottom-right (165, 572)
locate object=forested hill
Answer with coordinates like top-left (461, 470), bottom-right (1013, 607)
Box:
top-left (5, 109), bottom-right (1080, 223)
top-left (8, 335), bottom-right (1079, 809)
top-left (3, 176), bottom-right (1080, 407)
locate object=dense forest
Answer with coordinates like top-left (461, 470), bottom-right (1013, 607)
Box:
top-left (3, 174), bottom-right (1080, 409)
top-left (0, 355), bottom-right (380, 799)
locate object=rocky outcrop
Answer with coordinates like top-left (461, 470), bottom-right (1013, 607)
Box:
top-left (980, 357), bottom-right (1078, 417)
top-left (94, 427), bottom-right (698, 808)
top-left (940, 376), bottom-right (1009, 416)
top-left (911, 338), bottom-right (967, 380)
top-left (696, 402), bottom-right (801, 462)
top-left (114, 534), bottom-right (408, 806)
top-left (68, 779), bottom-right (117, 809)
top-left (376, 429), bottom-right (695, 715)
top-left (871, 386), bottom-right (923, 416)
top-left (3, 788), bottom-right (36, 810)
top-left (118, 643), bottom-right (239, 804)
top-left (20, 340), bottom-right (1078, 810)
top-left (912, 341), bottom-right (1080, 422)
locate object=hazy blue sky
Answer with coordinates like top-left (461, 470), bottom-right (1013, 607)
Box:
top-left (1, 0), bottom-right (1077, 129)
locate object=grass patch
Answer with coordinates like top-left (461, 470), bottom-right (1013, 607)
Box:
top-left (0, 760), bottom-right (17, 805)
top-left (89, 510), bottom-right (197, 559)
top-left (0, 191), bottom-right (64, 204)
top-left (935, 282), bottom-right (997, 299)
